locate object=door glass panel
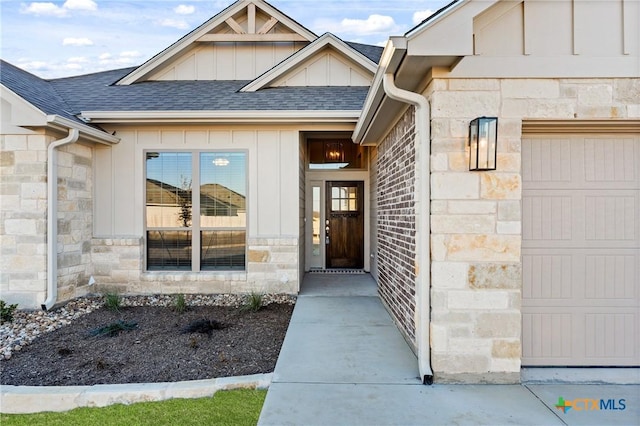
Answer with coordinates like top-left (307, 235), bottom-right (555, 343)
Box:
top-left (312, 186), bottom-right (321, 257)
top-left (331, 186), bottom-right (358, 212)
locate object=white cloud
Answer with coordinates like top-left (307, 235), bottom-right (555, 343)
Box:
top-left (99, 53), bottom-right (112, 60)
top-left (21, 3), bottom-right (68, 17)
top-left (324, 15), bottom-right (399, 36)
top-left (158, 18), bottom-right (190, 30)
top-left (22, 0), bottom-right (97, 17)
top-left (174, 5), bottom-right (195, 15)
top-left (412, 9), bottom-right (434, 25)
top-left (64, 63), bottom-right (83, 70)
top-left (62, 37), bottom-right (94, 46)
top-left (17, 60), bottom-right (51, 71)
top-left (67, 56), bottom-right (88, 63)
top-left (63, 0), bottom-right (97, 11)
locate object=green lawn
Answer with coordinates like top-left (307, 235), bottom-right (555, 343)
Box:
top-left (1, 389), bottom-right (266, 426)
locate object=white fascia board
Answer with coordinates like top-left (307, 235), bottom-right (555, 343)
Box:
top-left (352, 37), bottom-right (407, 144)
top-left (405, 0), bottom-right (470, 39)
top-left (80, 110), bottom-right (361, 124)
top-left (406, 0), bottom-right (496, 56)
top-left (46, 115), bottom-right (120, 145)
top-left (240, 33), bottom-right (377, 92)
top-left (117, 0), bottom-right (317, 86)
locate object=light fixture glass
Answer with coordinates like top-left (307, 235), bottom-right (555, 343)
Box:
top-left (469, 117), bottom-right (498, 171)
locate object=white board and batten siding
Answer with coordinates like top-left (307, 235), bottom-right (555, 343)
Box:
top-left (93, 128), bottom-right (299, 238)
top-left (147, 42), bottom-right (306, 81)
top-left (522, 135), bottom-right (640, 366)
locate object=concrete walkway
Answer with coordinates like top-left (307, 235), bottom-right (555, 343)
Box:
top-left (258, 273), bottom-right (640, 426)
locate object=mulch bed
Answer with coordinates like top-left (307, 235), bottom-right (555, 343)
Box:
top-left (0, 304), bottom-right (293, 386)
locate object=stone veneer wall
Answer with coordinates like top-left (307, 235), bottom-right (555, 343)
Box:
top-left (375, 107), bottom-right (418, 349)
top-left (1, 133), bottom-right (49, 308)
top-left (427, 77), bottom-right (637, 383)
top-left (0, 133), bottom-right (94, 308)
top-left (56, 143), bottom-right (94, 301)
top-left (91, 237), bottom-right (299, 294)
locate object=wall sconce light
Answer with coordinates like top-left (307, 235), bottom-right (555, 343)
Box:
top-left (469, 117), bottom-right (498, 171)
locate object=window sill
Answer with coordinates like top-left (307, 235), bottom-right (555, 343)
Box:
top-left (141, 271), bottom-right (247, 282)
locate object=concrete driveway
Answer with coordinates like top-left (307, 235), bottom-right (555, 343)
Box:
top-left (258, 273), bottom-right (639, 426)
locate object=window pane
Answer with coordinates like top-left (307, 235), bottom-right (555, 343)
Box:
top-left (201, 231), bottom-right (246, 270)
top-left (200, 153), bottom-right (246, 228)
top-left (146, 152), bottom-right (192, 228)
top-left (147, 230), bottom-right (192, 270)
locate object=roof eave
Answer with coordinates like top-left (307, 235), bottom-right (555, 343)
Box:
top-left (352, 37), bottom-right (407, 145)
top-left (46, 115), bottom-right (120, 145)
top-left (79, 110), bottom-right (362, 124)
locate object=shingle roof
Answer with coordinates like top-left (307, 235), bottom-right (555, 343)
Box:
top-left (0, 60), bottom-right (81, 123)
top-left (1, 39), bottom-right (381, 118)
top-left (49, 69), bottom-right (369, 112)
top-left (345, 42), bottom-right (384, 64)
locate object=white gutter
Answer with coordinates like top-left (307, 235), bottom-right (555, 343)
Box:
top-left (80, 110), bottom-right (361, 124)
top-left (382, 73), bottom-right (433, 385)
top-left (42, 128), bottom-right (80, 311)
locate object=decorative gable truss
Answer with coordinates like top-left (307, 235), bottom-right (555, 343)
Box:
top-left (241, 33), bottom-right (378, 91)
top-left (117, 0), bottom-right (317, 84)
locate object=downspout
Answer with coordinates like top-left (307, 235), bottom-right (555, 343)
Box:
top-left (42, 128), bottom-right (80, 311)
top-left (382, 73), bottom-right (433, 385)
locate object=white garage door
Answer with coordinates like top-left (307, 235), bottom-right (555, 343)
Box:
top-left (522, 135), bottom-right (640, 366)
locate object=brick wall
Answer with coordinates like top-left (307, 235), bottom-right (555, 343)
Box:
top-left (375, 107), bottom-right (418, 349)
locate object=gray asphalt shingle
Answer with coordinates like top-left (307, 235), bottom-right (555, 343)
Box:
top-left (1, 39), bottom-right (381, 119)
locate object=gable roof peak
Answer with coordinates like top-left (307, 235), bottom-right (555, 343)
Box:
top-left (117, 0), bottom-right (317, 85)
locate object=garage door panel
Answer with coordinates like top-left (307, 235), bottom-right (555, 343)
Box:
top-left (522, 135), bottom-right (639, 367)
top-left (523, 308), bottom-right (639, 366)
top-left (523, 190), bottom-right (638, 248)
top-left (523, 195), bottom-right (573, 241)
top-left (584, 138), bottom-right (638, 183)
top-left (584, 254), bottom-right (638, 301)
top-left (585, 193), bottom-right (638, 241)
top-left (524, 249), bottom-right (638, 307)
top-left (523, 136), bottom-right (639, 190)
top-left (523, 253), bottom-right (574, 300)
top-left (523, 312), bottom-right (573, 363)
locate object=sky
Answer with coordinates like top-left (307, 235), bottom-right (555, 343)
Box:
top-left (0, 0), bottom-right (451, 79)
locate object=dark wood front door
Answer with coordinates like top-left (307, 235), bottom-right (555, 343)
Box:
top-left (325, 181), bottom-right (364, 269)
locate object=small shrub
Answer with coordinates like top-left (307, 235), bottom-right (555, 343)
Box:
top-left (90, 320), bottom-right (138, 338)
top-left (174, 294), bottom-right (188, 314)
top-left (242, 292), bottom-right (263, 312)
top-left (104, 293), bottom-right (122, 312)
top-left (182, 319), bottom-right (224, 335)
top-left (0, 300), bottom-right (18, 324)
